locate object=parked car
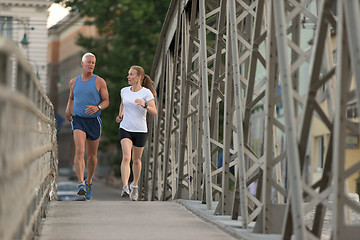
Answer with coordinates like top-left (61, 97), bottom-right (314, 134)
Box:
top-left (58, 167), bottom-right (72, 177)
top-left (58, 166), bottom-right (78, 181)
top-left (57, 181), bottom-right (86, 201)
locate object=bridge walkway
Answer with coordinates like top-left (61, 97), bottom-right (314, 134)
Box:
top-left (36, 179), bottom-right (277, 240)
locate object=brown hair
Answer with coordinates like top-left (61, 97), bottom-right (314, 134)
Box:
top-left (131, 65), bottom-right (157, 96)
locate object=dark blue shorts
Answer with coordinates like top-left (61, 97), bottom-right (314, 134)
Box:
top-left (71, 115), bottom-right (102, 140)
top-left (119, 128), bottom-right (148, 147)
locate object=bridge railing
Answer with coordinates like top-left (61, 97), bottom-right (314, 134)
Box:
top-left (0, 37), bottom-right (58, 240)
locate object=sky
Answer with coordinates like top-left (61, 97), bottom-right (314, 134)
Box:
top-left (47, 3), bottom-right (69, 28)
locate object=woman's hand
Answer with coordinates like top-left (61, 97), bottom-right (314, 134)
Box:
top-left (116, 114), bottom-right (123, 123)
top-left (135, 98), bottom-right (145, 107)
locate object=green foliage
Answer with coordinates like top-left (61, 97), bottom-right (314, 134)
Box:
top-left (55, 0), bottom-right (170, 149)
top-left (356, 172), bottom-right (360, 197)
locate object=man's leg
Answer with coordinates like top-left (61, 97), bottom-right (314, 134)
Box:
top-left (85, 137), bottom-right (100, 183)
top-left (73, 129), bottom-right (87, 183)
top-left (83, 138), bottom-right (100, 200)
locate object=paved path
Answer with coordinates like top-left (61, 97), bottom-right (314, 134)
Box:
top-left (37, 180), bottom-right (238, 240)
top-left (39, 179), bottom-right (360, 240)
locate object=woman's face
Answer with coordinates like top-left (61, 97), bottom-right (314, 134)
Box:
top-left (127, 68), bottom-right (140, 85)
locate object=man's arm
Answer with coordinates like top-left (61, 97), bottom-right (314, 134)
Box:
top-left (65, 78), bottom-right (76, 121)
top-left (85, 77), bottom-right (110, 115)
top-left (98, 77), bottom-right (109, 110)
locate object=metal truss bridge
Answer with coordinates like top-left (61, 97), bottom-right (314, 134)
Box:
top-left (1, 1), bottom-right (360, 240)
top-left (141, 1), bottom-right (360, 239)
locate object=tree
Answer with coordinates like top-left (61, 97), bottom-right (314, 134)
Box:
top-left (56, 0), bottom-right (170, 148)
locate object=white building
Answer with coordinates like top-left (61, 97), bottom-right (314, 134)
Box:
top-left (0, 0), bottom-right (51, 92)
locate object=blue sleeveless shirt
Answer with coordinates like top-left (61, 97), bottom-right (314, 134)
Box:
top-left (73, 75), bottom-right (101, 118)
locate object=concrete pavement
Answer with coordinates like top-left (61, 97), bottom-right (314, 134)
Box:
top-left (34, 177), bottom-right (360, 240)
top-left (37, 180), bottom-right (240, 240)
top-left (38, 201), bottom-right (240, 240)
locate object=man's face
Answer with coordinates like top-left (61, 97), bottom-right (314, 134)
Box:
top-left (82, 56), bottom-right (96, 73)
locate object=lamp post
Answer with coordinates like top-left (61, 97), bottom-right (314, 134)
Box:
top-left (28, 59), bottom-right (45, 80)
top-left (0, 16), bottom-right (34, 47)
top-left (0, 16), bottom-right (37, 88)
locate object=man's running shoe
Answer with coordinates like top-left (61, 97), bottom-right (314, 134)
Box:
top-left (130, 182), bottom-right (139, 201)
top-left (121, 185), bottom-right (130, 197)
top-left (77, 181), bottom-right (86, 196)
top-left (84, 179), bottom-right (93, 200)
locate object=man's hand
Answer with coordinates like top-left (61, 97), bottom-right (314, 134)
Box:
top-left (85, 105), bottom-right (100, 115)
top-left (65, 110), bottom-right (72, 122)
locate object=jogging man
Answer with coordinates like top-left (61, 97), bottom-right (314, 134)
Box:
top-left (65, 52), bottom-right (109, 200)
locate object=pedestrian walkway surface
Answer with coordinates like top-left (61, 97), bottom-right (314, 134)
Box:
top-left (178, 200), bottom-right (281, 240)
top-left (39, 201), bottom-right (241, 240)
top-left (37, 179), bottom-right (280, 240)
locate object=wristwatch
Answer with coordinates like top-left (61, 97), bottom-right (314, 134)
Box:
top-left (143, 102), bottom-right (148, 108)
top-left (98, 105), bottom-right (102, 110)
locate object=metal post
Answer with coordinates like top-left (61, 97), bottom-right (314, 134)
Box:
top-left (344, 0), bottom-right (360, 134)
top-left (228, 0), bottom-right (248, 227)
top-left (199, 0), bottom-right (213, 210)
top-left (272, 1), bottom-right (306, 239)
top-left (332, 1), bottom-right (360, 239)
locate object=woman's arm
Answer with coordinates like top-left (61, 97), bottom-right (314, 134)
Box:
top-left (135, 98), bottom-right (157, 115)
top-left (144, 99), bottom-right (157, 115)
top-left (115, 102), bottom-right (124, 123)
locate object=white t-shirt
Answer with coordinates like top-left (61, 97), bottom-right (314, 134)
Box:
top-left (119, 86), bottom-right (154, 132)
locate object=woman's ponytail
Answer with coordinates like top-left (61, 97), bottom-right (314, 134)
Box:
top-left (131, 65), bottom-right (157, 96)
top-left (143, 74), bottom-right (157, 96)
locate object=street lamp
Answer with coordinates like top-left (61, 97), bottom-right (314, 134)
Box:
top-left (20, 33), bottom-right (29, 46)
top-left (0, 16), bottom-right (34, 47)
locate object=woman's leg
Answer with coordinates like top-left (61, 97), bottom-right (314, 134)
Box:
top-left (120, 138), bottom-right (133, 187)
top-left (131, 146), bottom-right (145, 186)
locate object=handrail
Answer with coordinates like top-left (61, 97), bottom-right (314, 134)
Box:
top-left (0, 37), bottom-right (58, 240)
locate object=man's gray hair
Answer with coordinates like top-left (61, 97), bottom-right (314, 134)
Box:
top-left (82, 52), bottom-right (96, 62)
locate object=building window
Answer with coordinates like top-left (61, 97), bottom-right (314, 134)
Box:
top-left (0, 16), bottom-right (13, 39)
top-left (315, 136), bottom-right (325, 170)
top-left (346, 104), bottom-right (359, 122)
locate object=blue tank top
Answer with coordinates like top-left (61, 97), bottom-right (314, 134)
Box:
top-left (73, 75), bottom-right (101, 118)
